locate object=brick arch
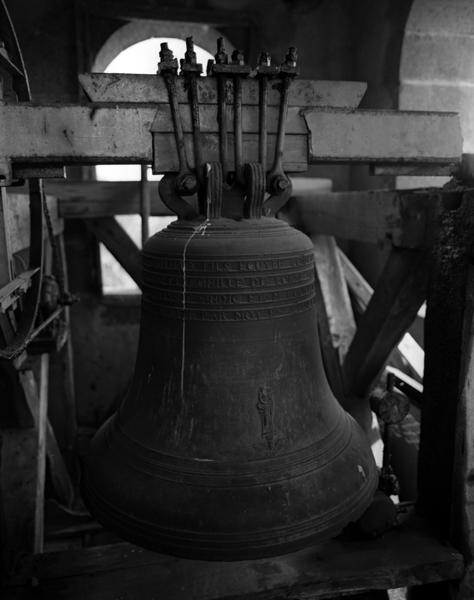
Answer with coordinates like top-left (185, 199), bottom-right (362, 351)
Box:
top-left (92, 20), bottom-right (235, 73)
top-left (400, 0), bottom-right (474, 153)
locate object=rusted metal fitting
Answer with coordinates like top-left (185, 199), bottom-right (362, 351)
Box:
top-left (280, 46), bottom-right (299, 77)
top-left (231, 49), bottom-right (245, 66)
top-left (215, 37), bottom-right (228, 65)
top-left (180, 37), bottom-right (203, 75)
top-left (273, 176), bottom-right (290, 192)
top-left (158, 42), bottom-right (179, 74)
top-left (370, 373), bottom-right (410, 425)
top-left (208, 40), bottom-right (251, 76)
top-left (255, 52), bottom-right (279, 77)
top-left (176, 172), bottom-right (198, 195)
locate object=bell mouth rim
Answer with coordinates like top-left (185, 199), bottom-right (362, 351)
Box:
top-left (82, 456), bottom-right (378, 561)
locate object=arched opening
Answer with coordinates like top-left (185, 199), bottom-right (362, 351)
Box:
top-left (399, 0), bottom-right (474, 188)
top-left (94, 25), bottom-right (227, 294)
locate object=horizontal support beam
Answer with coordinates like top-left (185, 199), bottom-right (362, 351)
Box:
top-left (0, 104), bottom-right (307, 172)
top-left (288, 186), bottom-right (435, 248)
top-left (44, 181), bottom-right (171, 218)
top-left (150, 104), bottom-right (308, 134)
top-left (5, 518), bottom-right (464, 599)
top-left (80, 74), bottom-right (367, 108)
top-left (303, 108), bottom-right (461, 165)
top-left (0, 103), bottom-right (461, 174)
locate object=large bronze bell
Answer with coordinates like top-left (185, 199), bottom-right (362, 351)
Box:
top-left (84, 161), bottom-right (377, 560)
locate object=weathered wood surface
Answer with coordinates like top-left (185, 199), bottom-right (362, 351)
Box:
top-left (418, 192), bottom-right (474, 539)
top-left (0, 269), bottom-right (38, 312)
top-left (338, 249), bottom-right (424, 380)
top-left (150, 104), bottom-right (308, 133)
top-left (46, 419), bottom-right (74, 508)
top-left (0, 189), bottom-right (12, 285)
top-left (0, 363), bottom-right (48, 574)
top-left (4, 192), bottom-right (63, 254)
top-left (85, 217), bottom-right (142, 288)
top-left (0, 104), bottom-right (461, 173)
top-left (45, 181), bottom-right (170, 218)
top-left (302, 108), bottom-right (461, 165)
top-left (451, 265), bottom-right (474, 599)
top-left (312, 235), bottom-right (356, 363)
top-left (0, 104), bottom-right (308, 172)
top-left (287, 188), bottom-right (433, 248)
top-left (80, 74), bottom-right (367, 108)
top-left (4, 519), bottom-right (464, 599)
top-left (343, 246), bottom-right (431, 401)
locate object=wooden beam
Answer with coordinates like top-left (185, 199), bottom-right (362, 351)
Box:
top-left (0, 362), bottom-right (48, 573)
top-left (149, 104), bottom-right (308, 134)
top-left (288, 187), bottom-right (434, 248)
top-left (79, 74), bottom-right (367, 108)
top-left (46, 420), bottom-right (74, 508)
top-left (44, 181), bottom-right (172, 219)
top-left (4, 518), bottom-right (464, 599)
top-left (0, 103), bottom-right (461, 173)
top-left (343, 246), bottom-right (430, 402)
top-left (0, 104), bottom-right (308, 172)
top-left (338, 249), bottom-right (424, 380)
top-left (0, 188), bottom-right (14, 346)
top-left (418, 192), bottom-right (474, 537)
top-left (451, 265), bottom-right (474, 598)
top-left (302, 108), bottom-right (461, 166)
top-left (85, 217), bottom-right (142, 288)
top-left (0, 269), bottom-right (39, 312)
top-left (33, 355), bottom-right (48, 553)
top-left (312, 235), bottom-right (356, 363)
top-left (4, 192), bottom-right (63, 255)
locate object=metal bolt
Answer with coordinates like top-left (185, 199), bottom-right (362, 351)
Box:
top-left (231, 49), bottom-right (245, 66)
top-left (185, 37), bottom-right (197, 65)
top-left (179, 174), bottom-right (197, 193)
top-left (258, 52), bottom-right (271, 67)
top-left (284, 46), bottom-right (298, 68)
top-left (275, 176), bottom-right (290, 191)
top-left (215, 37), bottom-right (228, 65)
top-left (159, 42), bottom-right (174, 62)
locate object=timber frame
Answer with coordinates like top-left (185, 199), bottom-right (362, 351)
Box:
top-left (2, 66), bottom-right (474, 599)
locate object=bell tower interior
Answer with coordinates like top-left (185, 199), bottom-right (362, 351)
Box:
top-left (0, 1), bottom-right (473, 598)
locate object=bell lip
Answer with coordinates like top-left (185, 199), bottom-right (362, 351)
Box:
top-left (83, 411), bottom-right (378, 561)
top-left (82, 462), bottom-right (378, 561)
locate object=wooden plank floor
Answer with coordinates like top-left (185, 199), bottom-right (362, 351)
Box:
top-left (3, 518), bottom-right (464, 599)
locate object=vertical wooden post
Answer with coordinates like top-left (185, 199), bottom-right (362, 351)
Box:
top-left (418, 192), bottom-right (474, 530)
top-left (450, 264), bottom-right (474, 598)
top-left (33, 354), bottom-right (49, 554)
top-left (140, 164), bottom-right (150, 246)
top-left (0, 358), bottom-right (49, 575)
top-left (0, 188), bottom-right (14, 344)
